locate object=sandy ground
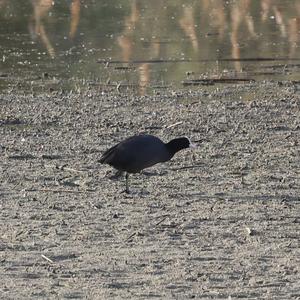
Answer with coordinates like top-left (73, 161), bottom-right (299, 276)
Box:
top-left (0, 82), bottom-right (300, 299)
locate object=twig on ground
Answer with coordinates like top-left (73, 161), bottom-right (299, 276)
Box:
top-left (124, 232), bottom-right (137, 243)
top-left (166, 121), bottom-right (183, 129)
top-left (155, 216), bottom-right (169, 226)
top-left (41, 254), bottom-right (54, 264)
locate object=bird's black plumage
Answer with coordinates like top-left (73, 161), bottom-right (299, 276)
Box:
top-left (100, 134), bottom-right (193, 193)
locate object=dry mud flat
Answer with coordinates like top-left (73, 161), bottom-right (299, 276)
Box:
top-left (0, 82), bottom-right (300, 299)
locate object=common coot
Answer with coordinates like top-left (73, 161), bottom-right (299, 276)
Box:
top-left (99, 134), bottom-right (195, 193)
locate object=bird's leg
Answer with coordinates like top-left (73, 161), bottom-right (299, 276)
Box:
top-left (125, 173), bottom-right (130, 194)
top-left (120, 173), bottom-right (130, 194)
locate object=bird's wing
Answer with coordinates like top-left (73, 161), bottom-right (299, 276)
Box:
top-left (98, 143), bottom-right (119, 164)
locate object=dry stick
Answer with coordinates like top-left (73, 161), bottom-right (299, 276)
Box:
top-left (155, 216), bottom-right (169, 226)
top-left (60, 166), bottom-right (86, 173)
top-left (166, 121), bottom-right (183, 129)
top-left (41, 254), bottom-right (54, 264)
top-left (88, 200), bottom-right (100, 209)
top-left (25, 188), bottom-right (95, 193)
top-left (116, 82), bottom-right (121, 93)
top-left (116, 232), bottom-right (137, 249)
top-left (124, 232), bottom-right (137, 243)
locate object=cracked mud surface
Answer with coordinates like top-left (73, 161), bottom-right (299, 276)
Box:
top-left (1, 82), bottom-right (300, 299)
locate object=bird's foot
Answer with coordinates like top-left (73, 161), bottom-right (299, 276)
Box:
top-left (109, 170), bottom-right (124, 180)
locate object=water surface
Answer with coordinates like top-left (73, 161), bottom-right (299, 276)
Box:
top-left (0, 0), bottom-right (300, 94)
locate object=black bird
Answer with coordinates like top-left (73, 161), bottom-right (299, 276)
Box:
top-left (99, 134), bottom-right (195, 193)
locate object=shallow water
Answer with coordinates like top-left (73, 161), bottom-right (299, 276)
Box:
top-left (0, 0), bottom-right (300, 94)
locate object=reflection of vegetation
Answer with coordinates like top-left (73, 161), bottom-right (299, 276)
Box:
top-left (0, 1), bottom-right (128, 42)
top-left (0, 0), bottom-right (300, 93)
top-left (0, 1), bottom-right (32, 33)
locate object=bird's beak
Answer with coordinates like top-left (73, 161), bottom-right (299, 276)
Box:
top-left (189, 138), bottom-right (207, 148)
top-left (189, 142), bottom-right (197, 149)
